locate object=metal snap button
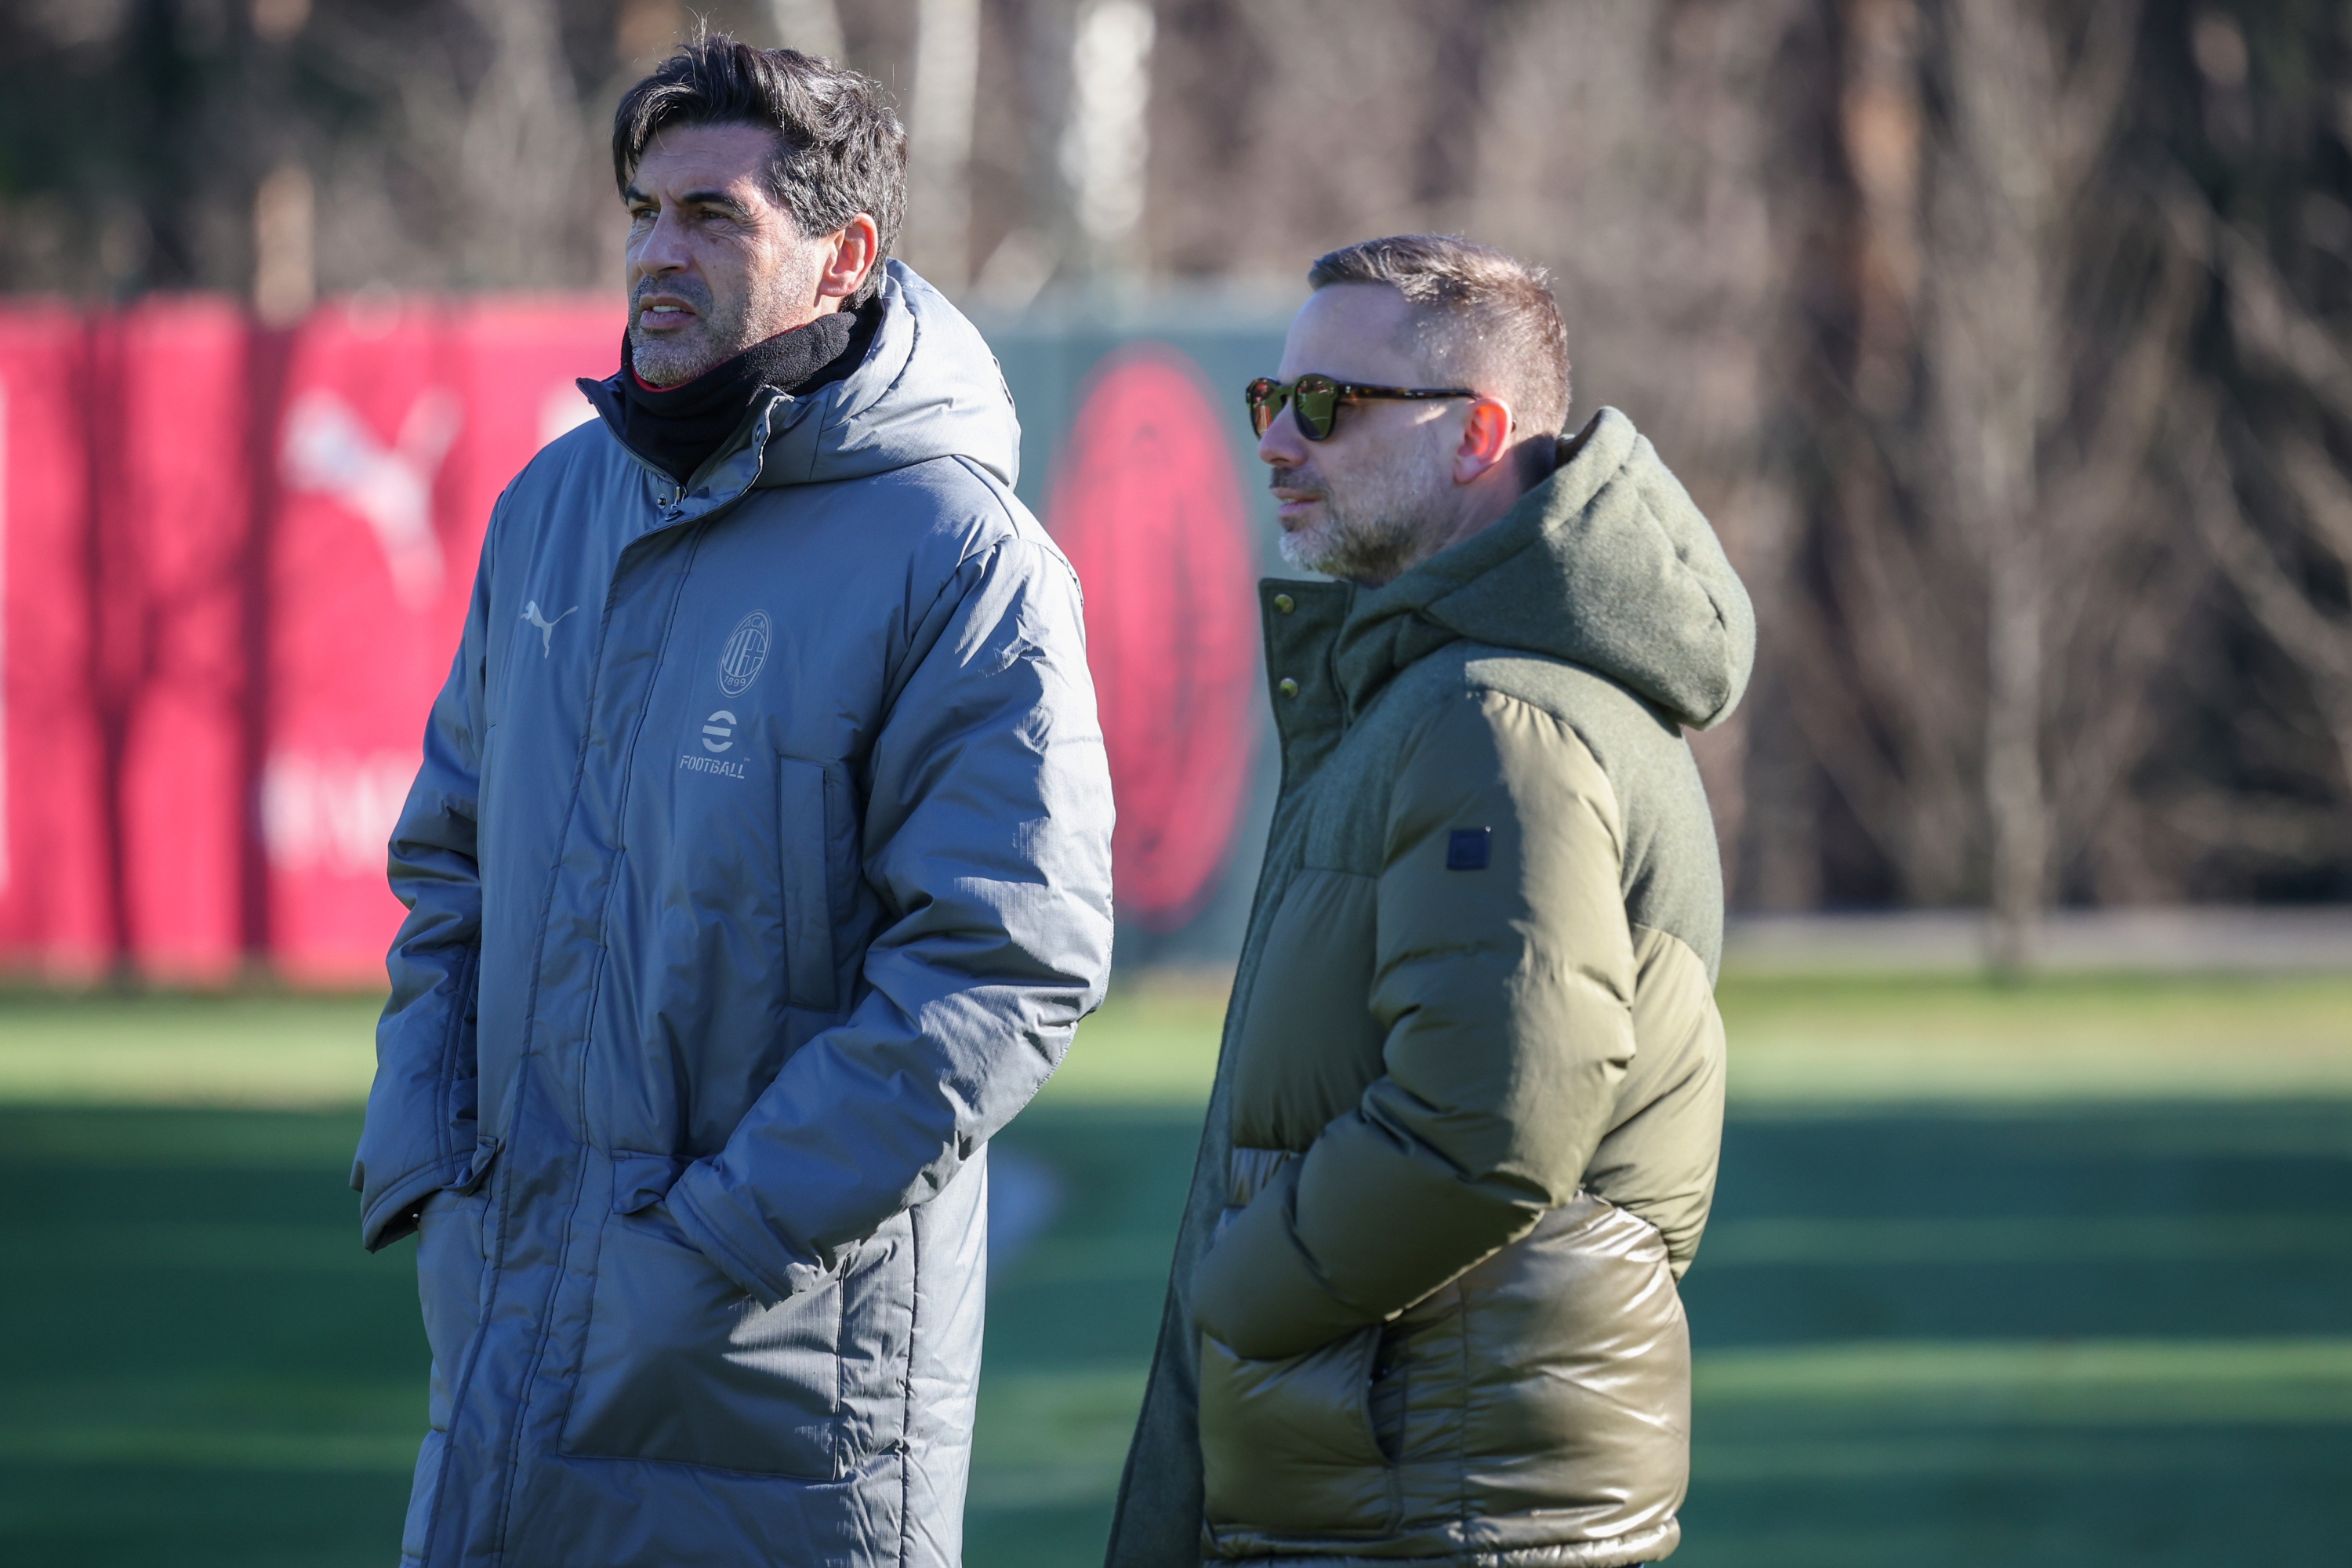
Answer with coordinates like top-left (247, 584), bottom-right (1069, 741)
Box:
top-left (1273, 593), bottom-right (1295, 614)
top-left (1278, 677), bottom-right (1299, 698)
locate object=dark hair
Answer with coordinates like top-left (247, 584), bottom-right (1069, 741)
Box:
top-left (613, 35), bottom-right (906, 305)
top-left (1308, 234), bottom-right (1573, 440)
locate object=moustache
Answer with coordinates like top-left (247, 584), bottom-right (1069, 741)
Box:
top-left (631, 276), bottom-right (713, 316)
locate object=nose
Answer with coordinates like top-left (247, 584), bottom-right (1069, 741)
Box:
top-left (1256, 401), bottom-right (1308, 468)
top-left (631, 207), bottom-right (690, 279)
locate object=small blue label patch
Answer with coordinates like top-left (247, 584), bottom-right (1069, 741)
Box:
top-left (1446, 828), bottom-right (1492, 870)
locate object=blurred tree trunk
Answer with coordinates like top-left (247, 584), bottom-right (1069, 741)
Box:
top-left (1926, 1), bottom-right (2138, 969)
top-left (1788, 0), bottom-right (1985, 907)
top-left (1788, 0), bottom-right (2153, 952)
top-left (766, 0), bottom-right (846, 60)
top-left (2198, 218), bottom-right (2352, 795)
top-left (905, 0), bottom-right (982, 291)
top-left (1060, 0), bottom-right (1157, 283)
top-left (450, 0), bottom-right (586, 288)
top-left (1930, 1), bottom-right (2056, 969)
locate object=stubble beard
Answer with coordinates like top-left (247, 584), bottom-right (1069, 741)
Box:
top-left (629, 273), bottom-right (760, 388)
top-left (1275, 435), bottom-right (1455, 586)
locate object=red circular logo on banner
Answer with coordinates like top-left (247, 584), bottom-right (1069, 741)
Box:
top-left (1047, 347), bottom-right (1259, 931)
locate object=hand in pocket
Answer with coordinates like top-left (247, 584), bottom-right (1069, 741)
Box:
top-left (561, 1203), bottom-right (844, 1477)
top-left (1197, 1327), bottom-right (1395, 1536)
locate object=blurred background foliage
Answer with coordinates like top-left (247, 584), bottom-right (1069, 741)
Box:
top-left (8, 1), bottom-right (2352, 956)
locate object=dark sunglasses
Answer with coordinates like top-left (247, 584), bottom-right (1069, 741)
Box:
top-left (1245, 373), bottom-right (1479, 441)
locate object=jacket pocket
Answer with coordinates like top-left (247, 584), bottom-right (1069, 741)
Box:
top-left (561, 1201), bottom-right (844, 1478)
top-left (778, 756), bottom-right (837, 1011)
top-left (1199, 1326), bottom-right (1396, 1537)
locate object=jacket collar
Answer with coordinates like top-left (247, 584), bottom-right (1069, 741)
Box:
top-left (569, 261), bottom-right (1025, 513)
top-left (1259, 579), bottom-right (1353, 784)
top-left (576, 376), bottom-right (815, 524)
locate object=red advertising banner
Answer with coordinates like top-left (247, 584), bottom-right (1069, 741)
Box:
top-left (1047, 347), bottom-right (1259, 931)
top-left (5, 297), bottom-right (1268, 984)
top-left (0, 305), bottom-right (108, 980)
top-left (263, 296), bottom-right (619, 984)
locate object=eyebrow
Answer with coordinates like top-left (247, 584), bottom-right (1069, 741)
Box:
top-left (624, 183), bottom-right (752, 215)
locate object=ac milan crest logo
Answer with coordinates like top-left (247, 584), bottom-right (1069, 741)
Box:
top-left (718, 610), bottom-right (772, 696)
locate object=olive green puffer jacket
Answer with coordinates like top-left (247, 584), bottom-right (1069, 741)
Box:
top-left (1105, 408), bottom-right (1755, 1568)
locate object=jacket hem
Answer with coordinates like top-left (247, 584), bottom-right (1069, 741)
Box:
top-left (1207, 1518), bottom-right (1679, 1568)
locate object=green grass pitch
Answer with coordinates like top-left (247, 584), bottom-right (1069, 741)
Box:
top-left (1, 973), bottom-right (2347, 1565)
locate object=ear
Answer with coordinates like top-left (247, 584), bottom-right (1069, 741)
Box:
top-left (1452, 395), bottom-right (1515, 486)
top-left (816, 213), bottom-right (882, 303)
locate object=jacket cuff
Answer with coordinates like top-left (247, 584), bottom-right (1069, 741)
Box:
top-left (1189, 1160), bottom-right (1378, 1359)
top-left (667, 1160), bottom-right (826, 1308)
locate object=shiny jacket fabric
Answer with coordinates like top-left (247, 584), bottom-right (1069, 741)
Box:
top-left (1107, 410), bottom-right (1753, 1568)
top-left (352, 262), bottom-right (1115, 1568)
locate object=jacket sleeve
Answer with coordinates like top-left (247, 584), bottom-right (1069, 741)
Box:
top-left (350, 521), bottom-right (496, 1251)
top-left (667, 532), bottom-right (1116, 1305)
top-left (1192, 690), bottom-right (1638, 1359)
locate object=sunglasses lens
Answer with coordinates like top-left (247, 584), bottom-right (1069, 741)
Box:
top-left (1294, 376), bottom-right (1338, 441)
top-left (1244, 377), bottom-right (1282, 437)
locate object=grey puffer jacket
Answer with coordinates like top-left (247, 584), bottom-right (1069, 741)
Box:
top-left (352, 261), bottom-right (1115, 1568)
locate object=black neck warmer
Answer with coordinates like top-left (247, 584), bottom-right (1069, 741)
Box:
top-left (619, 297), bottom-right (878, 484)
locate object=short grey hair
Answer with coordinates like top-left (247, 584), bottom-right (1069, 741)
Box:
top-left (1308, 234), bottom-right (1572, 441)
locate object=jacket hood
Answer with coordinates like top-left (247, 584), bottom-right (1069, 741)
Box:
top-left (1330, 406), bottom-right (1755, 731)
top-left (757, 259), bottom-right (1022, 489)
top-left (579, 260), bottom-right (1022, 499)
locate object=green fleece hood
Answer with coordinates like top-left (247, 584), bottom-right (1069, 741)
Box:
top-left (1333, 406), bottom-right (1755, 731)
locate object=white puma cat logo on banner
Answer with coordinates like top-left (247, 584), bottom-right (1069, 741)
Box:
top-left (521, 600), bottom-right (578, 656)
top-left (281, 387), bottom-right (462, 612)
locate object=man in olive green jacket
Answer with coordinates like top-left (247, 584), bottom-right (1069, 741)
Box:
top-left (1105, 235), bottom-right (1754, 1568)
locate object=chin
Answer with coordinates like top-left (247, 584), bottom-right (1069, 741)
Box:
top-left (1276, 525), bottom-right (1332, 572)
top-left (631, 334), bottom-right (709, 387)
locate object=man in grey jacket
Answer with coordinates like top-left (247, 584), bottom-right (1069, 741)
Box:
top-left (351, 38), bottom-right (1114, 1568)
